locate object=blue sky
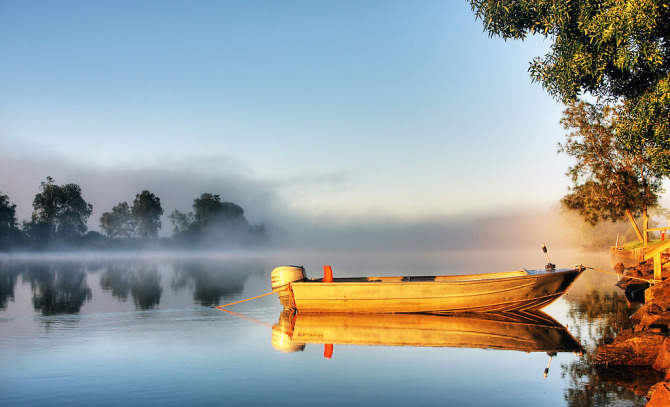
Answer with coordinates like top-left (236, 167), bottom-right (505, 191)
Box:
top-left (0, 1), bottom-right (572, 225)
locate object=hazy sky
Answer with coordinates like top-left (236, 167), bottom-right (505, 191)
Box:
top-left (1, 1), bottom-right (574, 229)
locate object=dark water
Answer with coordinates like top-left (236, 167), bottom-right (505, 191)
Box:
top-left (0, 249), bottom-right (656, 406)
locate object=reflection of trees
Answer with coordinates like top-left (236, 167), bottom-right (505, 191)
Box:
top-left (99, 265), bottom-right (132, 300)
top-left (0, 262), bottom-right (20, 309)
top-left (23, 262), bottom-right (92, 315)
top-left (100, 263), bottom-right (162, 309)
top-left (171, 261), bottom-right (255, 306)
top-left (562, 290), bottom-right (654, 406)
top-left (566, 290), bottom-right (635, 346)
top-left (131, 269), bottom-right (162, 309)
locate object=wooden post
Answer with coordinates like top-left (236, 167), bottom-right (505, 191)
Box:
top-left (625, 209), bottom-right (644, 243)
top-left (642, 239), bottom-right (670, 282)
top-left (654, 253), bottom-right (662, 282)
top-left (643, 210), bottom-right (649, 248)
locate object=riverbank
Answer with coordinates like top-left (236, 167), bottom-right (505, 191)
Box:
top-left (595, 278), bottom-right (670, 406)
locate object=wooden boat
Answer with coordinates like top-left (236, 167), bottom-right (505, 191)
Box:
top-left (270, 265), bottom-right (584, 313)
top-left (271, 309), bottom-right (583, 354)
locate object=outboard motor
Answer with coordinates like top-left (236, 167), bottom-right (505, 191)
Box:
top-left (271, 310), bottom-right (305, 353)
top-left (271, 265), bottom-right (306, 309)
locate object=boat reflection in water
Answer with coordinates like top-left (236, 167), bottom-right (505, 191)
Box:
top-left (272, 311), bottom-right (583, 362)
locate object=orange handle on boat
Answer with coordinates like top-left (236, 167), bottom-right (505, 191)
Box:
top-left (324, 344), bottom-right (333, 359)
top-left (323, 265), bottom-right (333, 282)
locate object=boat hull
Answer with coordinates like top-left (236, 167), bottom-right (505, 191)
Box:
top-left (284, 267), bottom-right (582, 313)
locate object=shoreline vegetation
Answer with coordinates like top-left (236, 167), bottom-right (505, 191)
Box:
top-left (468, 2), bottom-right (669, 403)
top-left (0, 177), bottom-right (267, 253)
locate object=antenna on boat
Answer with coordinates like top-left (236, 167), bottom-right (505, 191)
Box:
top-left (542, 243), bottom-right (555, 271)
top-left (543, 352), bottom-right (556, 379)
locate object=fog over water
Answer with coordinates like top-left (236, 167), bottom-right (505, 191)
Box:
top-left (0, 248), bottom-right (651, 407)
top-left (0, 146), bottom-right (600, 252)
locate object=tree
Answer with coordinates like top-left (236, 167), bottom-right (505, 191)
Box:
top-left (168, 209), bottom-right (194, 235)
top-left (100, 202), bottom-right (133, 238)
top-left (169, 193), bottom-right (266, 245)
top-left (169, 193), bottom-right (247, 236)
top-left (192, 193), bottom-right (246, 229)
top-left (469, 1), bottom-right (669, 102)
top-left (131, 190), bottom-right (163, 238)
top-left (559, 102), bottom-right (662, 241)
top-left (0, 191), bottom-right (19, 249)
top-left (470, 1), bottom-right (670, 235)
top-left (25, 177), bottom-right (93, 243)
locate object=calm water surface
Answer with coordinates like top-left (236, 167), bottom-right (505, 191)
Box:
top-left (0, 249), bottom-right (656, 406)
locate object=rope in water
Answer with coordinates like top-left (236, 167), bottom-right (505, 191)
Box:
top-left (584, 266), bottom-right (655, 284)
top-left (215, 290), bottom-right (275, 309)
top-left (217, 308), bottom-right (273, 328)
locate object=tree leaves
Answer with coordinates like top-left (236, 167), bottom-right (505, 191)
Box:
top-left (559, 102), bottom-right (662, 223)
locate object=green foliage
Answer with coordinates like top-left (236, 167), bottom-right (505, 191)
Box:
top-left (25, 177), bottom-right (93, 243)
top-left (559, 101), bottom-right (662, 223)
top-left (617, 76), bottom-right (670, 176)
top-left (131, 191), bottom-right (163, 238)
top-left (0, 191), bottom-right (19, 249)
top-left (471, 1), bottom-right (670, 225)
top-left (470, 0), bottom-right (670, 102)
top-left (100, 202), bottom-right (133, 238)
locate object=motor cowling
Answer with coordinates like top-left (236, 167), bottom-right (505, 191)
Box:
top-left (271, 265), bottom-right (305, 291)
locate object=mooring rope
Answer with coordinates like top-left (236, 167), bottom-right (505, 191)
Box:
top-left (217, 307), bottom-right (273, 328)
top-left (584, 266), bottom-right (655, 284)
top-left (212, 266), bottom-right (657, 311)
top-left (215, 290), bottom-right (275, 310)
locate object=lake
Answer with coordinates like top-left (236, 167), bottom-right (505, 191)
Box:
top-left (0, 249), bottom-right (659, 406)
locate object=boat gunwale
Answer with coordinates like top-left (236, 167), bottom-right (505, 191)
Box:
top-left (291, 267), bottom-right (582, 286)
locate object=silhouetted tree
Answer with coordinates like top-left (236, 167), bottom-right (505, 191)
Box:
top-left (193, 193), bottom-right (245, 227)
top-left (23, 177), bottom-right (93, 244)
top-left (169, 193), bottom-right (266, 245)
top-left (0, 191), bottom-right (20, 250)
top-left (131, 190), bottom-right (163, 238)
top-left (168, 209), bottom-right (194, 235)
top-left (100, 201), bottom-right (133, 238)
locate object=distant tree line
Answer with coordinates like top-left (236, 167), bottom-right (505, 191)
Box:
top-left (0, 177), bottom-right (267, 251)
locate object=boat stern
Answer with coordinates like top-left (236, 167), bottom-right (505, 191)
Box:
top-left (271, 265), bottom-right (305, 310)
